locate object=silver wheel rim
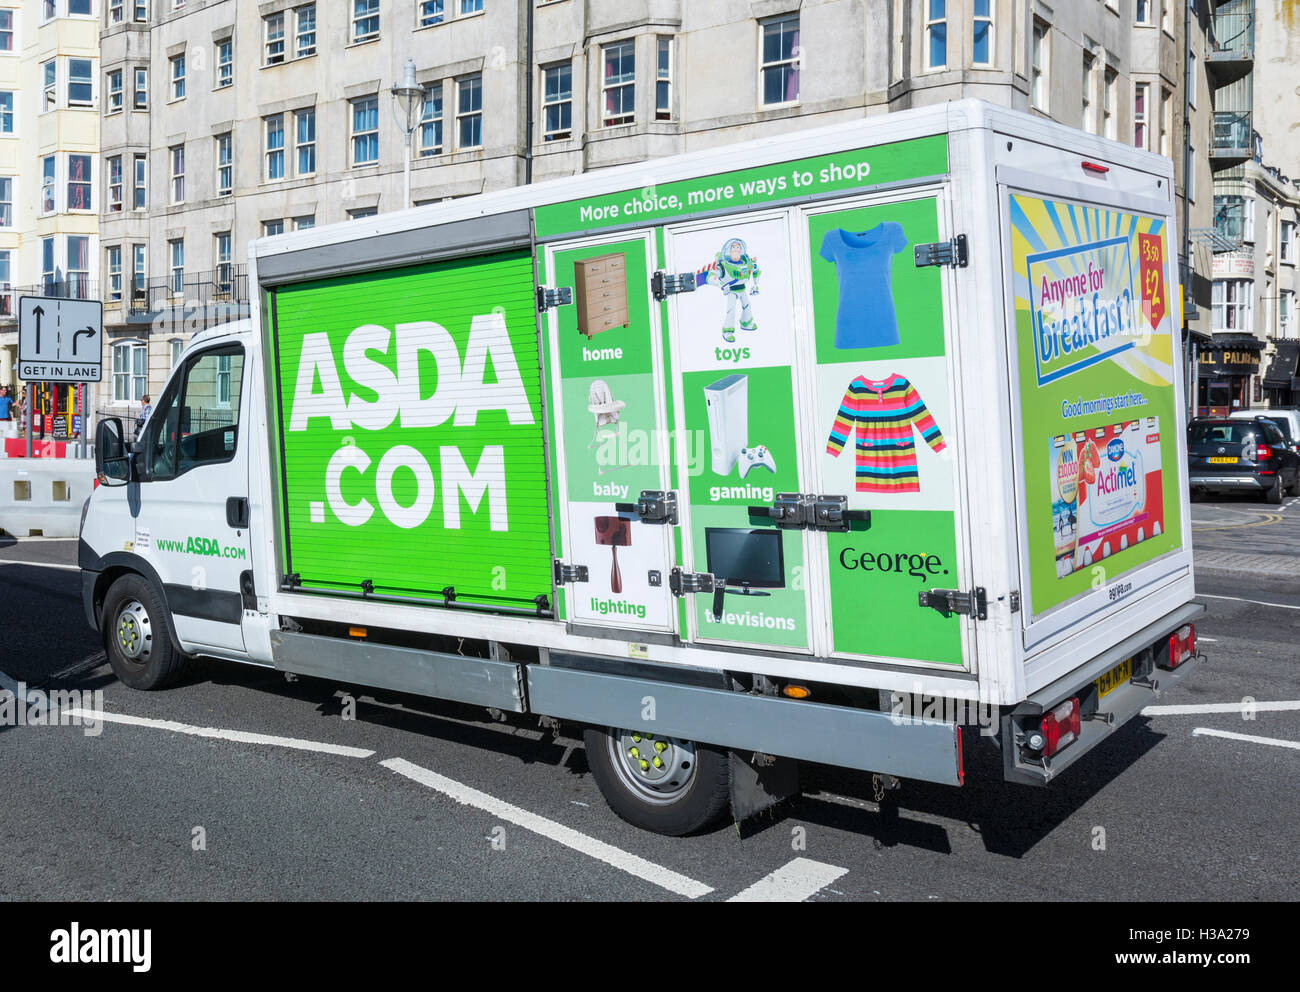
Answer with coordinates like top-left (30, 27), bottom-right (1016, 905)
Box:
top-left (115, 599), bottom-right (153, 663)
top-left (608, 729), bottom-right (697, 805)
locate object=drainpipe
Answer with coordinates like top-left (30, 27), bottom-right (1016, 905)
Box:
top-left (524, 0), bottom-right (534, 184)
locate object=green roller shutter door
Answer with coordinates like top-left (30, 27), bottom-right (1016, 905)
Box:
top-left (270, 249), bottom-right (553, 611)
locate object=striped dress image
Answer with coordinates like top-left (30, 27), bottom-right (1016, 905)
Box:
top-left (826, 373), bottom-right (946, 493)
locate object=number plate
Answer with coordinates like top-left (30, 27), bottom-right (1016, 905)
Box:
top-left (1096, 658), bottom-right (1133, 699)
top-left (1207, 456), bottom-right (1237, 464)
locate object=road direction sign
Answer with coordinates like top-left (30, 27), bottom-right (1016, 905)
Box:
top-left (17, 296), bottom-right (104, 382)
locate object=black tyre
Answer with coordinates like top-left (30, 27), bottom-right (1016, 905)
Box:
top-left (1189, 488), bottom-right (1203, 503)
top-left (1287, 471), bottom-right (1300, 497)
top-left (1265, 474), bottom-right (1283, 505)
top-left (102, 573), bottom-right (186, 690)
top-left (583, 726), bottom-right (730, 836)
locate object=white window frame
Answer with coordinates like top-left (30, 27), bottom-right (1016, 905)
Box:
top-left (170, 338), bottom-right (184, 369)
top-left (1133, 80), bottom-right (1149, 150)
top-left (0, 89), bottom-right (14, 136)
top-left (169, 52), bottom-right (185, 101)
top-left (456, 74), bottom-right (482, 148)
top-left (420, 82), bottom-right (443, 155)
top-left (216, 38), bottom-right (233, 87)
top-left (1212, 279), bottom-right (1253, 333)
top-left (1280, 290), bottom-right (1294, 339)
top-left (215, 231), bottom-right (232, 294)
top-left (42, 154), bottom-right (57, 213)
top-left (350, 95), bottom-right (379, 165)
top-left (1243, 197), bottom-right (1256, 243)
top-left (1136, 0), bottom-right (1153, 25)
top-left (107, 154), bottom-right (122, 212)
top-left (1031, 20), bottom-right (1049, 112)
top-left (66, 152), bottom-right (93, 212)
top-left (0, 9), bottom-right (17, 54)
top-left (132, 153), bottom-right (146, 210)
top-left (132, 243), bottom-right (146, 293)
top-left (67, 234), bottom-right (91, 297)
top-left (0, 176), bottom-right (13, 229)
top-left (540, 63), bottom-right (571, 141)
top-left (264, 12), bottom-right (285, 65)
top-left (295, 107), bottom-right (315, 176)
top-left (264, 113), bottom-right (285, 180)
top-left (113, 340), bottom-right (148, 404)
top-left (169, 238), bottom-right (184, 296)
top-left (216, 132), bottom-right (232, 196)
top-left (263, 219), bottom-right (284, 237)
top-left (107, 68), bottom-right (123, 112)
top-left (1280, 221), bottom-right (1295, 265)
top-left (42, 59), bottom-right (58, 112)
top-left (759, 15), bottom-right (800, 105)
top-left (106, 244), bottom-right (122, 302)
top-left (924, 0), bottom-right (946, 71)
top-left (418, 0), bottom-right (445, 27)
top-left (133, 66), bottom-right (148, 110)
top-left (971, 0), bottom-right (993, 67)
top-left (1103, 66), bottom-right (1117, 140)
top-left (169, 143), bottom-right (184, 203)
top-left (295, 4), bottom-right (316, 57)
top-left (655, 37), bottom-right (672, 121)
top-left (352, 0), bottom-right (379, 43)
top-left (109, 0), bottom-right (123, 23)
top-left (600, 40), bottom-right (635, 126)
top-left (67, 57), bottom-right (96, 108)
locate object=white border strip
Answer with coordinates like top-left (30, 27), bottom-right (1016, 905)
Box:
top-left (62, 709), bottom-right (376, 758)
top-left (727, 858), bottom-right (848, 902)
top-left (381, 757), bottom-right (713, 899)
top-left (1191, 728), bottom-right (1300, 751)
top-left (1145, 701), bottom-right (1300, 716)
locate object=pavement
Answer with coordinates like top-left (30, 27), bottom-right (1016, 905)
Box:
top-left (0, 502), bottom-right (1297, 901)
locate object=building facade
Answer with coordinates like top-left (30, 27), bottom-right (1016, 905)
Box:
top-left (0, 2), bottom-right (1228, 425)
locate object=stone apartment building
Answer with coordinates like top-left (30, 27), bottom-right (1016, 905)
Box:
top-left (0, 1), bottom-right (1226, 425)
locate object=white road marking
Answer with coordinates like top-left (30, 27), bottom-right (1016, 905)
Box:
top-left (381, 757), bottom-right (713, 899)
top-left (1192, 728), bottom-right (1300, 751)
top-left (1145, 700), bottom-right (1300, 716)
top-left (61, 709), bottom-right (376, 758)
top-left (1199, 593), bottom-right (1300, 612)
top-left (727, 857), bottom-right (849, 902)
top-left (0, 559), bottom-right (80, 571)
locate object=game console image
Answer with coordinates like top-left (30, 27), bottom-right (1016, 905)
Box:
top-left (704, 373), bottom-right (748, 475)
top-left (704, 527), bottom-right (785, 597)
top-left (737, 445), bottom-right (775, 478)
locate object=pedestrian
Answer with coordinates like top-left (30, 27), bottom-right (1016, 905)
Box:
top-left (0, 385), bottom-right (11, 421)
top-left (136, 394), bottom-right (151, 439)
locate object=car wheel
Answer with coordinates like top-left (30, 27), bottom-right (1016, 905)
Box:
top-left (1287, 471), bottom-right (1300, 497)
top-left (102, 573), bottom-right (186, 690)
top-left (1265, 475), bottom-right (1283, 505)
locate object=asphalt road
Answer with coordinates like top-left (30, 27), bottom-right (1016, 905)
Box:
top-left (1, 510), bottom-right (1297, 902)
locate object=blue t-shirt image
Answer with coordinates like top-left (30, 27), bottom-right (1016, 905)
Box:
top-left (819, 223), bottom-right (908, 349)
top-left (0, 395), bottom-right (12, 419)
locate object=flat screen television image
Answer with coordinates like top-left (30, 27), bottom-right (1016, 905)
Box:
top-left (704, 527), bottom-right (785, 594)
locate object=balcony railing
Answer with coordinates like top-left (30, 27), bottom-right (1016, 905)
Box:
top-left (0, 279), bottom-right (99, 319)
top-left (1211, 111), bottom-right (1253, 163)
top-left (1209, 9), bottom-right (1254, 60)
top-left (124, 266), bottom-right (249, 317)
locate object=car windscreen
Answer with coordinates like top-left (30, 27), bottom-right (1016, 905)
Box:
top-left (1189, 423), bottom-right (1252, 445)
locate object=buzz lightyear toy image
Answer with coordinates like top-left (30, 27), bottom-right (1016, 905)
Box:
top-left (698, 237), bottom-right (760, 343)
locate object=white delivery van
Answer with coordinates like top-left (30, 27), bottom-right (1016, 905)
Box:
top-left (81, 101), bottom-right (1203, 835)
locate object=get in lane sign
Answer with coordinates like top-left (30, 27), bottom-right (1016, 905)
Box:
top-left (18, 296), bottom-right (103, 382)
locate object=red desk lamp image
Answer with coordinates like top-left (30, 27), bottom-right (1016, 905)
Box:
top-left (594, 516), bottom-right (632, 594)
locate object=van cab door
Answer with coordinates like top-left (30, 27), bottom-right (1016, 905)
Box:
top-left (135, 341), bottom-right (252, 655)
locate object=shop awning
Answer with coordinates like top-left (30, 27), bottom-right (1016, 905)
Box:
top-left (1262, 340), bottom-right (1300, 388)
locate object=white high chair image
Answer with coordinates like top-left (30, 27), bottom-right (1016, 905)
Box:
top-left (587, 380), bottom-right (626, 471)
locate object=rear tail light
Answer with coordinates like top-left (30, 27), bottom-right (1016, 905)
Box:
top-left (1159, 624), bottom-right (1196, 670)
top-left (1257, 444), bottom-right (1273, 461)
top-left (1027, 697), bottom-right (1081, 758)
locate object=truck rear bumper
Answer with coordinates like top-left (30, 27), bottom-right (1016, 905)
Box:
top-left (1001, 601), bottom-right (1206, 785)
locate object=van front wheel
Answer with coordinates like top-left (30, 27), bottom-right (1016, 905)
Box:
top-left (583, 726), bottom-right (730, 836)
top-left (103, 574), bottom-right (185, 690)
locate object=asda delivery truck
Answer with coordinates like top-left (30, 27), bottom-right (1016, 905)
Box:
top-left (81, 101), bottom-right (1204, 835)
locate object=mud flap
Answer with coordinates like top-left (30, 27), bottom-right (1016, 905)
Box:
top-left (729, 750), bottom-right (800, 821)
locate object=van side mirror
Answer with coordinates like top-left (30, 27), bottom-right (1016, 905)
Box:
top-left (95, 417), bottom-right (132, 487)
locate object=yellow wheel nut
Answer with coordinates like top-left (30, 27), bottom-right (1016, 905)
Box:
top-left (639, 759), bottom-right (650, 771)
top-left (652, 757), bottom-right (663, 769)
top-left (632, 734), bottom-right (641, 743)
top-left (629, 747), bottom-right (639, 758)
top-left (655, 741), bottom-right (667, 753)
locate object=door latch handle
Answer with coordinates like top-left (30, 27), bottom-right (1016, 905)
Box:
top-left (226, 496), bottom-right (250, 529)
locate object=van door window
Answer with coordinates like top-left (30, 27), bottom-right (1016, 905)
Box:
top-left (148, 345), bottom-right (245, 481)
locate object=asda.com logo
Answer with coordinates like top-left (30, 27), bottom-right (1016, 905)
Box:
top-left (156, 536), bottom-right (247, 559)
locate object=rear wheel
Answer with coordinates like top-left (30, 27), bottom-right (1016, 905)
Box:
top-left (1265, 475), bottom-right (1283, 505)
top-left (102, 573), bottom-right (186, 690)
top-left (1287, 471), bottom-right (1300, 497)
top-left (583, 726), bottom-right (730, 836)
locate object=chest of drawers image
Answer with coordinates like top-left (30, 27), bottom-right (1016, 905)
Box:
top-left (574, 252), bottom-right (630, 338)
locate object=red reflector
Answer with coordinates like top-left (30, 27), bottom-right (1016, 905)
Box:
top-left (1082, 161), bottom-right (1110, 174)
top-left (1040, 697), bottom-right (1081, 757)
top-left (956, 725), bottom-right (965, 786)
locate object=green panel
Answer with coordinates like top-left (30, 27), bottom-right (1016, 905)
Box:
top-left (271, 250), bottom-right (552, 609)
top-left (534, 135), bottom-right (949, 239)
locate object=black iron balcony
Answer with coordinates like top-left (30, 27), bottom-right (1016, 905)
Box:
top-left (0, 279), bottom-right (98, 320)
top-left (125, 266), bottom-right (249, 318)
top-left (1210, 111), bottom-right (1253, 165)
top-left (1207, 7), bottom-right (1254, 82)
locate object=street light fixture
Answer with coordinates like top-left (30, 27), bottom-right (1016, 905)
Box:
top-left (391, 57), bottom-right (423, 209)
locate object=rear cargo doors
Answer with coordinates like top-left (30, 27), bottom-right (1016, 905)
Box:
top-left (660, 188), bottom-right (975, 668)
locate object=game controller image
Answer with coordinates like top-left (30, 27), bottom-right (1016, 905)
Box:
top-left (737, 445), bottom-right (776, 478)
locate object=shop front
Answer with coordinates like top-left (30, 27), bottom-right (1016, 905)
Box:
top-left (1261, 339), bottom-right (1300, 409)
top-left (1195, 335), bottom-right (1263, 417)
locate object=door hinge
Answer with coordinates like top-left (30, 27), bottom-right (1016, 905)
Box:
top-left (536, 285), bottom-right (573, 312)
top-left (614, 489), bottom-right (678, 525)
top-left (553, 559), bottom-right (589, 585)
top-left (670, 568), bottom-right (724, 620)
top-left (651, 270), bottom-right (698, 300)
top-left (1009, 590), bottom-right (1021, 613)
top-left (918, 586), bottom-right (987, 620)
top-left (913, 234), bottom-right (968, 268)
